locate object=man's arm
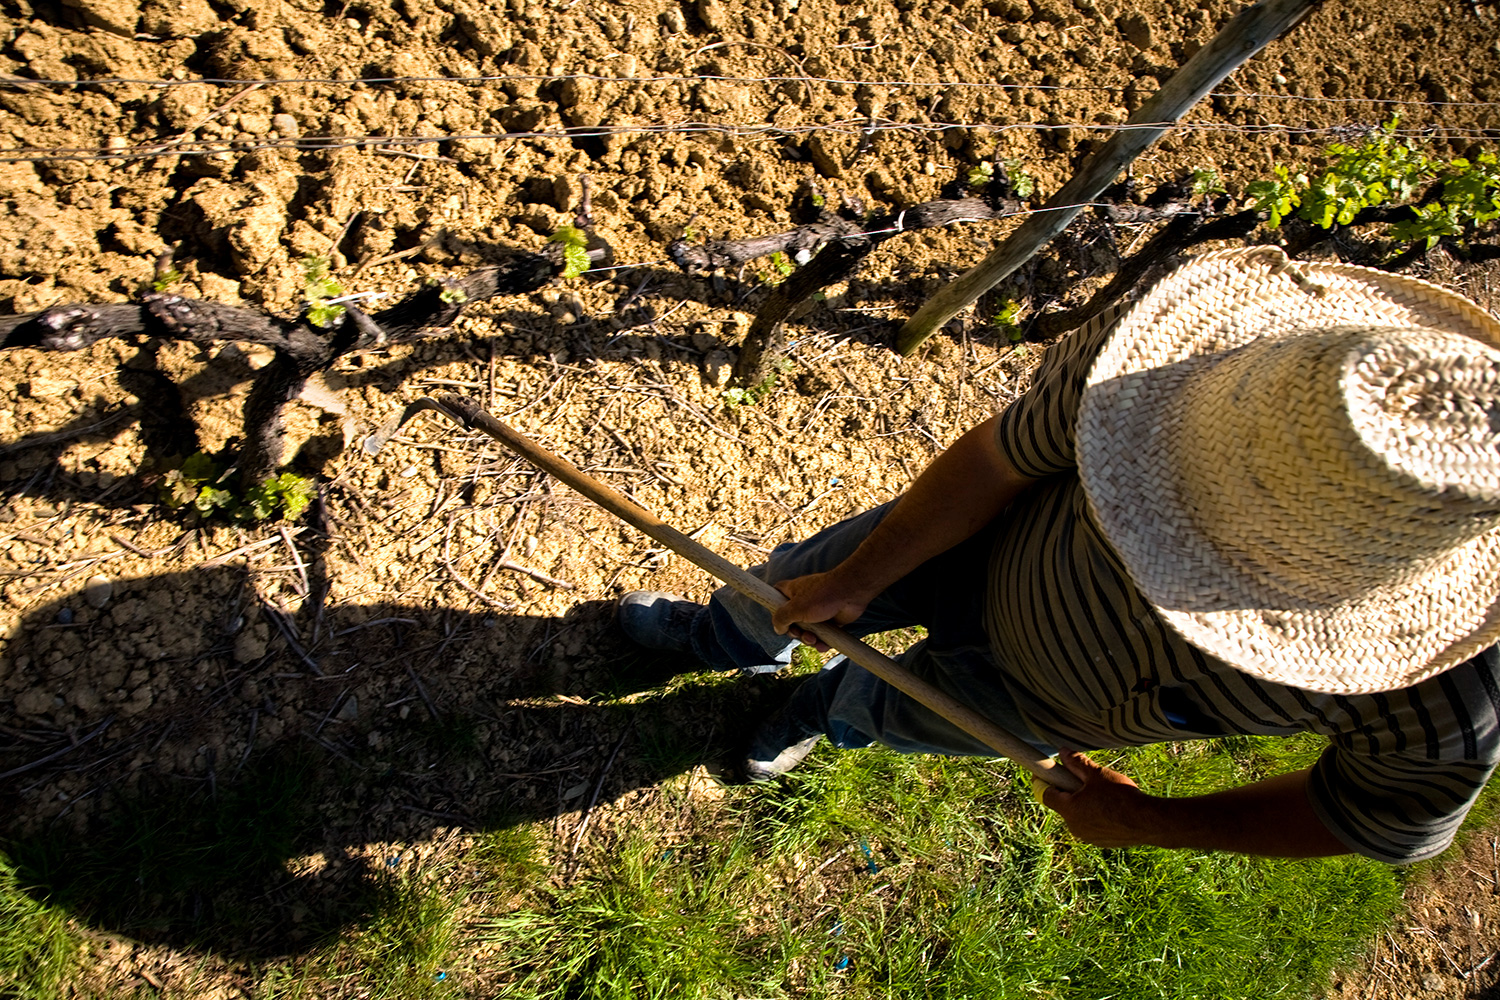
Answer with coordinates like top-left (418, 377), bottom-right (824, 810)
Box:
top-left (1043, 750), bottom-right (1350, 857)
top-left (771, 413), bottom-right (1036, 646)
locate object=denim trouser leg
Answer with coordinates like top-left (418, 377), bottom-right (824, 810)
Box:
top-left (692, 503), bottom-right (908, 672)
top-left (694, 501), bottom-right (1054, 758)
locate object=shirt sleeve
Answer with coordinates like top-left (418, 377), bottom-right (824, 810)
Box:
top-left (1306, 649), bottom-right (1500, 865)
top-left (994, 300), bottom-right (1128, 478)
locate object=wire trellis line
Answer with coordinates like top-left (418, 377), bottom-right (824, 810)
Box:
top-left (5, 120), bottom-right (1498, 166)
top-left (596, 198), bottom-right (1180, 264)
top-left (6, 71), bottom-right (1500, 109)
top-left (347, 200), bottom-right (1150, 280)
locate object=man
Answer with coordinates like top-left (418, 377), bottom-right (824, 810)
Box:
top-left (618, 246), bottom-right (1500, 864)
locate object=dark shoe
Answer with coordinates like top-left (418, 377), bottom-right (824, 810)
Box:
top-left (743, 706), bottom-right (823, 782)
top-left (616, 591), bottom-right (701, 653)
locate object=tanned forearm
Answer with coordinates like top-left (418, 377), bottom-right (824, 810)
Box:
top-left (1046, 751), bottom-right (1350, 858)
top-left (772, 413), bottom-right (1035, 636)
top-left (1147, 770), bottom-right (1350, 857)
top-left (831, 413), bottom-right (1033, 599)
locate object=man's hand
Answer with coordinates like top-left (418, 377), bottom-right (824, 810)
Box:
top-left (771, 571), bottom-right (871, 651)
top-left (1040, 749), bottom-right (1351, 858)
top-left (1042, 749), bottom-right (1162, 848)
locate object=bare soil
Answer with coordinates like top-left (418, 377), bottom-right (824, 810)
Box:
top-left (3, 0), bottom-right (1500, 994)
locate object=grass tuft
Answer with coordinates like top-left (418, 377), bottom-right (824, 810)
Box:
top-left (478, 828), bottom-right (781, 999)
top-left (451, 726), bottom-right (1400, 999)
top-left (0, 853), bottom-right (79, 1000)
top-left (342, 870), bottom-right (466, 999)
top-left (468, 825), bottom-right (548, 900)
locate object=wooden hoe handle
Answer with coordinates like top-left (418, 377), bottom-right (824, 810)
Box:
top-left (388, 394), bottom-right (1081, 792)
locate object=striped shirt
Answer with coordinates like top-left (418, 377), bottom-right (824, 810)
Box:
top-left (986, 305), bottom-right (1500, 865)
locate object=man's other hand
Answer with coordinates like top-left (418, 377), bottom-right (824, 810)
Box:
top-left (1041, 749), bottom-right (1161, 848)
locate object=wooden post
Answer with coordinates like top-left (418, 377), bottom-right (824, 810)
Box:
top-left (895, 0), bottom-right (1319, 355)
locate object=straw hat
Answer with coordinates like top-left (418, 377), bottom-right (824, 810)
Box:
top-left (1077, 246), bottom-right (1500, 694)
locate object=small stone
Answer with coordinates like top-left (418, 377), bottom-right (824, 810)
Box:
top-left (272, 113), bottom-right (300, 137)
top-left (233, 626), bottom-right (269, 664)
top-left (84, 575), bottom-right (113, 609)
top-left (15, 687), bottom-right (54, 715)
top-left (556, 76), bottom-right (595, 110)
top-left (337, 695), bottom-right (359, 722)
top-left (702, 349), bottom-right (734, 386)
top-left (56, 607), bottom-right (74, 624)
top-left (60, 0), bottom-right (139, 37)
top-left (696, 0), bottom-right (729, 31)
top-left (120, 684), bottom-right (154, 716)
top-left (1421, 973), bottom-right (1445, 992)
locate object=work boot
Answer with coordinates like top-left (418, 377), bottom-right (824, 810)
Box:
top-left (616, 591), bottom-right (701, 653)
top-left (743, 703), bottom-right (823, 782)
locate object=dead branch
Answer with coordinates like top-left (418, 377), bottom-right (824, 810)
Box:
top-left (0, 229), bottom-right (605, 484)
top-left (676, 179), bottom-right (1219, 385)
top-left (667, 194), bottom-right (1023, 275)
top-left (734, 236), bottom-right (876, 384)
top-left (1031, 209), bottom-right (1261, 339)
top-left (669, 185), bottom-right (1026, 384)
top-left (681, 167), bottom-right (1496, 379)
top-left (0, 251), bottom-right (566, 356)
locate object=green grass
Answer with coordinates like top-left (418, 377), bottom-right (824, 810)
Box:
top-left (2, 702), bottom-right (1444, 998)
top-left (466, 734), bottom-right (1405, 999)
top-left (469, 824), bottom-right (548, 899)
top-left (320, 868), bottom-right (467, 1000)
top-left (0, 854), bottom-right (78, 1000)
top-left (636, 715), bottom-right (713, 774)
top-left (479, 830), bottom-right (780, 999)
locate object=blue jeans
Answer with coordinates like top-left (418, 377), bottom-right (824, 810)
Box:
top-left (689, 502), bottom-right (1055, 758)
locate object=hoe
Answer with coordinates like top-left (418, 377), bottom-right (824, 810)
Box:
top-left (367, 394), bottom-right (1080, 792)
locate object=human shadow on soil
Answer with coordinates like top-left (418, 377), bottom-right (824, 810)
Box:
top-left (0, 564), bottom-right (810, 959)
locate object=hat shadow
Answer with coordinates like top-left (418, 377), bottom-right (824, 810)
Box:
top-left (0, 564), bottom-right (801, 959)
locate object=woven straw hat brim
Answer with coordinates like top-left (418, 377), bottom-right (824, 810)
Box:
top-left (1077, 247), bottom-right (1500, 695)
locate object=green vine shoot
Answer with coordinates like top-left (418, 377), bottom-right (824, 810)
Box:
top-left (161, 452), bottom-right (316, 523)
top-left (722, 357), bottom-right (795, 408)
top-left (1190, 167), bottom-right (1227, 200)
top-left (1245, 119), bottom-right (1500, 248)
top-left (967, 157), bottom-right (1036, 199)
top-left (149, 267), bottom-right (184, 294)
top-left (990, 299), bottom-right (1026, 343)
top-left (302, 256), bottom-right (346, 329)
top-left (548, 224), bottom-right (592, 279)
